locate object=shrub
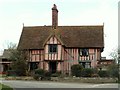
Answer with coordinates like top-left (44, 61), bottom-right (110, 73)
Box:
top-left (7, 69), bottom-right (26, 76)
top-left (10, 50), bottom-right (28, 76)
top-left (91, 68), bottom-right (99, 77)
top-left (7, 70), bottom-right (16, 76)
top-left (91, 74), bottom-right (99, 77)
top-left (51, 71), bottom-right (62, 77)
top-left (33, 74), bottom-right (40, 80)
top-left (108, 64), bottom-right (119, 78)
top-left (34, 69), bottom-right (51, 80)
top-left (44, 71), bottom-right (51, 77)
top-left (56, 71), bottom-right (61, 75)
top-left (71, 64), bottom-right (83, 77)
top-left (51, 73), bottom-right (59, 77)
top-left (34, 69), bottom-right (44, 76)
top-left (81, 68), bottom-right (94, 77)
top-left (98, 70), bottom-right (109, 77)
top-left (15, 70), bottom-right (26, 76)
top-left (109, 68), bottom-right (119, 78)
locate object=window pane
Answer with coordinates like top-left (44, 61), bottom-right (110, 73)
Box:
top-left (53, 45), bottom-right (57, 52)
top-left (50, 45), bottom-right (53, 52)
top-left (80, 49), bottom-right (89, 56)
top-left (49, 44), bottom-right (57, 53)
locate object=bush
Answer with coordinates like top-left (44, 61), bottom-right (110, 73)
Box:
top-left (98, 70), bottom-right (109, 77)
top-left (109, 68), bottom-right (119, 78)
top-left (33, 74), bottom-right (40, 80)
top-left (34, 69), bottom-right (52, 80)
top-left (50, 71), bottom-right (61, 77)
top-left (10, 50), bottom-right (28, 76)
top-left (44, 71), bottom-right (51, 77)
top-left (7, 69), bottom-right (26, 76)
top-left (56, 71), bottom-right (61, 75)
top-left (15, 70), bottom-right (26, 76)
top-left (108, 64), bottom-right (119, 78)
top-left (91, 74), bottom-right (99, 77)
top-left (51, 73), bottom-right (59, 77)
top-left (7, 70), bottom-right (16, 76)
top-left (81, 68), bottom-right (94, 77)
top-left (35, 69), bottom-right (44, 76)
top-left (71, 64), bottom-right (83, 77)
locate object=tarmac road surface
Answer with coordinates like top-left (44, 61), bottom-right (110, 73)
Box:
top-left (1, 80), bottom-right (119, 90)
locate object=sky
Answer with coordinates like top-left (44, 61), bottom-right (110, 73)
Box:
top-left (0, 0), bottom-right (119, 59)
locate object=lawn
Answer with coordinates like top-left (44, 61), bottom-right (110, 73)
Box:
top-left (0, 74), bottom-right (6, 78)
top-left (0, 83), bottom-right (13, 90)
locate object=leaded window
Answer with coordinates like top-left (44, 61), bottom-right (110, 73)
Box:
top-left (49, 44), bottom-right (57, 53)
top-left (79, 49), bottom-right (89, 56)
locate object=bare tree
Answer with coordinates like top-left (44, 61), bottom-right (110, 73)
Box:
top-left (109, 48), bottom-right (120, 64)
top-left (6, 42), bottom-right (27, 76)
top-left (109, 48), bottom-right (120, 79)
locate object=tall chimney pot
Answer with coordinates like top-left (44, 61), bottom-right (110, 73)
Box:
top-left (52, 4), bottom-right (58, 29)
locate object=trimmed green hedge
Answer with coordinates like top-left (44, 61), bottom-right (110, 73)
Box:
top-left (71, 64), bottom-right (83, 77)
top-left (98, 70), bottom-right (109, 77)
top-left (33, 69), bottom-right (51, 80)
top-left (81, 68), bottom-right (94, 77)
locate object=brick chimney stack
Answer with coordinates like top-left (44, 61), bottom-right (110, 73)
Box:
top-left (52, 4), bottom-right (58, 29)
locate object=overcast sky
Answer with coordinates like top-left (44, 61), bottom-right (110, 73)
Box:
top-left (0, 0), bottom-right (118, 59)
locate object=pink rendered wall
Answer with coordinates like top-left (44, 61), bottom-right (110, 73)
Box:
top-left (62, 48), bottom-right (101, 74)
top-left (29, 50), bottom-right (44, 69)
top-left (62, 48), bottom-right (79, 74)
top-left (44, 36), bottom-right (62, 61)
top-left (44, 36), bottom-right (62, 71)
top-left (57, 62), bottom-right (61, 71)
top-left (29, 50), bottom-right (44, 62)
top-left (44, 62), bottom-right (49, 70)
top-left (28, 47), bottom-right (101, 73)
top-left (28, 35), bottom-right (102, 73)
top-left (89, 49), bottom-right (101, 68)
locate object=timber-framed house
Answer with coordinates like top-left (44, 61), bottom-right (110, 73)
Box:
top-left (18, 4), bottom-right (104, 74)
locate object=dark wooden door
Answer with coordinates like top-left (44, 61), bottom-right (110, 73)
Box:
top-left (49, 61), bottom-right (57, 73)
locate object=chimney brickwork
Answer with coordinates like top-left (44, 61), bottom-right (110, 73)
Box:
top-left (52, 4), bottom-right (58, 29)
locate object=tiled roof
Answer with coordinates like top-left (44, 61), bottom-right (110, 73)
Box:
top-left (0, 49), bottom-right (11, 59)
top-left (18, 26), bottom-right (104, 50)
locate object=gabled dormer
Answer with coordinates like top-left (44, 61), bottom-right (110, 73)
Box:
top-left (44, 34), bottom-right (63, 61)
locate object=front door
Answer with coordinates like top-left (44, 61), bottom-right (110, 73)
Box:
top-left (49, 61), bottom-right (57, 73)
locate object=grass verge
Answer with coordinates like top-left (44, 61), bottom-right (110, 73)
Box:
top-left (0, 83), bottom-right (13, 90)
top-left (0, 74), bottom-right (6, 78)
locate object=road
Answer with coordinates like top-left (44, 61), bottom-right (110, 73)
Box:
top-left (1, 79), bottom-right (119, 90)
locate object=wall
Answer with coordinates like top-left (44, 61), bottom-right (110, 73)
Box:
top-left (44, 36), bottom-right (62, 61)
top-left (28, 35), bottom-right (102, 74)
top-left (28, 50), bottom-right (44, 69)
top-left (0, 64), bottom-right (3, 72)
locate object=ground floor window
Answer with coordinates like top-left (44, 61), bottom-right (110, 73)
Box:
top-left (29, 62), bottom-right (39, 70)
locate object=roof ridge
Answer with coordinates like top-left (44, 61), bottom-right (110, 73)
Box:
top-left (58, 25), bottom-right (103, 27)
top-left (23, 25), bottom-right (103, 28)
top-left (24, 26), bottom-right (52, 28)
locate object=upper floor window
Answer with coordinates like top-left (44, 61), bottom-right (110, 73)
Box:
top-left (79, 49), bottom-right (89, 56)
top-left (49, 44), bottom-right (57, 53)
